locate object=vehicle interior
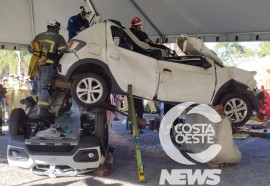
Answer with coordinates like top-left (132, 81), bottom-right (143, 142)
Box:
top-left (110, 24), bottom-right (212, 69)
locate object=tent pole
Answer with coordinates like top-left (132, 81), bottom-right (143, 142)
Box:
top-left (84, 0), bottom-right (100, 16)
top-left (29, 0), bottom-right (35, 38)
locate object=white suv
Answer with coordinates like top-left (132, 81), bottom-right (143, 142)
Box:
top-left (58, 20), bottom-right (262, 126)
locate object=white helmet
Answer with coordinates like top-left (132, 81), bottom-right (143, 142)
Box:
top-left (47, 20), bottom-right (61, 28)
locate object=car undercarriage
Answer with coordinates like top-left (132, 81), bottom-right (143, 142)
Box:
top-left (7, 81), bottom-right (109, 177)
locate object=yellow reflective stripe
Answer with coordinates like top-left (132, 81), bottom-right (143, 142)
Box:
top-left (44, 39), bottom-right (55, 53)
top-left (38, 39), bottom-right (55, 53)
top-left (45, 59), bottom-right (54, 64)
top-left (37, 101), bottom-right (49, 106)
top-left (58, 45), bottom-right (66, 50)
top-left (31, 95), bottom-right (38, 102)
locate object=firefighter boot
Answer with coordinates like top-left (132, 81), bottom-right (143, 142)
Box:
top-left (39, 107), bottom-right (55, 118)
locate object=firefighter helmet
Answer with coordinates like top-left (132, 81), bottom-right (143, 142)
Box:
top-left (131, 17), bottom-right (142, 26)
top-left (47, 20), bottom-right (61, 29)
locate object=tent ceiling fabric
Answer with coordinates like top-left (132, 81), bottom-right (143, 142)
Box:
top-left (1, 0), bottom-right (270, 49)
top-left (0, 0), bottom-right (84, 49)
top-left (0, 0), bottom-right (33, 46)
top-left (92, 0), bottom-right (270, 42)
top-left (96, 0), bottom-right (270, 36)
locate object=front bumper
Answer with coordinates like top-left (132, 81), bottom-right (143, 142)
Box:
top-left (7, 136), bottom-right (105, 171)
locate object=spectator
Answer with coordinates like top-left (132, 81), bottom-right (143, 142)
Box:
top-left (109, 94), bottom-right (122, 121)
top-left (1, 78), bottom-right (8, 117)
top-left (2, 77), bottom-right (8, 111)
top-left (0, 83), bottom-right (6, 135)
top-left (13, 75), bottom-right (24, 109)
top-left (2, 77), bottom-right (8, 86)
top-left (8, 74), bottom-right (15, 87)
top-left (5, 74), bottom-right (15, 117)
top-left (67, 7), bottom-right (90, 39)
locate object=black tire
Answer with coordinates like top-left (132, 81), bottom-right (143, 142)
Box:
top-left (9, 108), bottom-right (28, 136)
top-left (220, 93), bottom-right (252, 127)
top-left (94, 108), bottom-right (109, 155)
top-left (71, 73), bottom-right (108, 108)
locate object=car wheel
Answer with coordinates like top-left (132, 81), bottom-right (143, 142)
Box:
top-left (94, 108), bottom-right (109, 155)
top-left (9, 108), bottom-right (28, 136)
top-left (71, 73), bottom-right (108, 108)
top-left (220, 93), bottom-right (252, 127)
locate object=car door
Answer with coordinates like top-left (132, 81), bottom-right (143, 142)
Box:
top-left (157, 57), bottom-right (216, 104)
top-left (106, 24), bottom-right (159, 100)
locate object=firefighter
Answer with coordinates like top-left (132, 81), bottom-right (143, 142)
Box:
top-left (67, 7), bottom-right (90, 39)
top-left (130, 17), bottom-right (151, 44)
top-left (28, 20), bottom-right (66, 118)
top-left (5, 74), bottom-right (15, 117)
top-left (129, 17), bottom-right (151, 134)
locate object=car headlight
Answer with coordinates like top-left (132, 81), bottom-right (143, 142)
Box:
top-left (66, 39), bottom-right (86, 53)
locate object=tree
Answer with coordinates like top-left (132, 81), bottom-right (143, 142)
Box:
top-left (0, 50), bottom-right (17, 78)
top-left (242, 47), bottom-right (258, 58)
top-left (213, 42), bottom-right (246, 66)
top-left (21, 51), bottom-right (31, 76)
top-left (258, 42), bottom-right (270, 57)
top-left (0, 50), bottom-right (31, 78)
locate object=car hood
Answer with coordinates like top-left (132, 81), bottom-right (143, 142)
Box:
top-left (227, 67), bottom-right (257, 89)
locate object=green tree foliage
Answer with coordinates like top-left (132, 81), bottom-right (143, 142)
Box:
top-left (0, 50), bottom-right (31, 78)
top-left (213, 42), bottom-right (251, 66)
top-left (21, 51), bottom-right (32, 75)
top-left (144, 104), bottom-right (151, 113)
top-left (258, 42), bottom-right (270, 57)
top-left (0, 50), bottom-right (17, 77)
top-left (242, 47), bottom-right (258, 58)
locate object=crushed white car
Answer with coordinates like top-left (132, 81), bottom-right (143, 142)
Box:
top-left (58, 19), bottom-right (262, 126)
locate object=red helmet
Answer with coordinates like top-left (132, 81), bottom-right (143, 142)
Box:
top-left (131, 17), bottom-right (142, 26)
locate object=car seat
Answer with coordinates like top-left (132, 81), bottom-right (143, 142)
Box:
top-left (124, 28), bottom-right (169, 58)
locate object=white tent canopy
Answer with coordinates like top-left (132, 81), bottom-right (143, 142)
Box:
top-left (0, 0), bottom-right (83, 50)
top-left (92, 0), bottom-right (270, 42)
top-left (1, 0), bottom-right (270, 50)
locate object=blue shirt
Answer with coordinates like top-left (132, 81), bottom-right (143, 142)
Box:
top-left (67, 14), bottom-right (89, 39)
